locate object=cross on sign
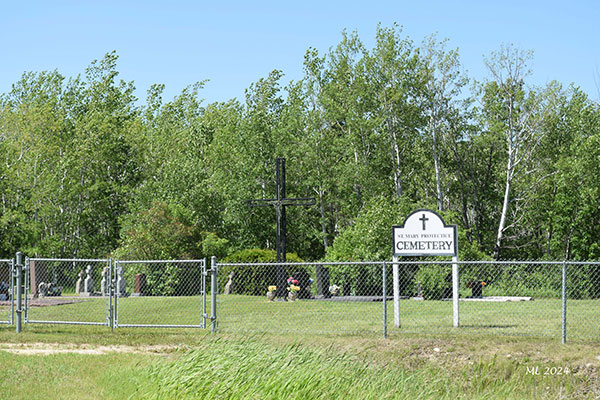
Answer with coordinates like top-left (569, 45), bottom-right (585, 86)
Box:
top-left (420, 214), bottom-right (429, 230)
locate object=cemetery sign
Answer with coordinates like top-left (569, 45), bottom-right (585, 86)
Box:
top-left (392, 209), bottom-right (457, 257)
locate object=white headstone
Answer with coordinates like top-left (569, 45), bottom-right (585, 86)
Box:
top-left (84, 265), bottom-right (94, 294)
top-left (100, 266), bottom-right (109, 296)
top-left (75, 270), bottom-right (85, 294)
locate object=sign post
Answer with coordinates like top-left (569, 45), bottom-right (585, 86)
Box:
top-left (392, 209), bottom-right (459, 328)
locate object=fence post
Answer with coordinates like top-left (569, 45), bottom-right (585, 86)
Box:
top-left (15, 252), bottom-right (23, 333)
top-left (202, 258), bottom-right (207, 329)
top-left (382, 262), bottom-right (387, 339)
top-left (452, 256), bottom-right (460, 328)
top-left (109, 258), bottom-right (113, 331)
top-left (392, 255), bottom-right (400, 328)
top-left (562, 261), bottom-right (567, 344)
top-left (210, 256), bottom-right (218, 333)
top-left (24, 257), bottom-right (29, 322)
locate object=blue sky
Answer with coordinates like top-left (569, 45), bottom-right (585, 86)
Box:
top-left (1, 1), bottom-right (598, 104)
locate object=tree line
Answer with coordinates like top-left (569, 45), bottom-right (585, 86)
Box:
top-left (1, 24), bottom-right (599, 262)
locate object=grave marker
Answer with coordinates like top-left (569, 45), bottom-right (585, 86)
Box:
top-left (246, 158), bottom-right (315, 299)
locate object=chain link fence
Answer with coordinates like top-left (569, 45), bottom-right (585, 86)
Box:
top-left (114, 259), bottom-right (206, 328)
top-left (24, 258), bottom-right (112, 326)
top-left (3, 255), bottom-right (598, 342)
top-left (215, 261), bottom-right (386, 336)
top-left (214, 259), bottom-right (600, 342)
top-left (0, 259), bottom-right (14, 325)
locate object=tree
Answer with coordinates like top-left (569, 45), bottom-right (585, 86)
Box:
top-left (483, 45), bottom-right (554, 259)
top-left (420, 34), bottom-right (468, 212)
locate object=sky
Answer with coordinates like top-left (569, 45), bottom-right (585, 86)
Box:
top-left (1, 1), bottom-right (599, 105)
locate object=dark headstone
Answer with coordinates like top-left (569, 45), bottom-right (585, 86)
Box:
top-left (316, 266), bottom-right (330, 298)
top-left (134, 273), bottom-right (147, 296)
top-left (343, 283), bottom-right (351, 297)
top-left (293, 269), bottom-right (312, 299)
top-left (442, 272), bottom-right (453, 298)
top-left (467, 281), bottom-right (484, 298)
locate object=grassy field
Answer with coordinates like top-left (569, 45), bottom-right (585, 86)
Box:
top-left (0, 329), bottom-right (598, 399)
top-left (0, 294), bottom-right (598, 399)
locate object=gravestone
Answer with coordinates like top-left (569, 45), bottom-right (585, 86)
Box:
top-left (246, 158), bottom-right (316, 299)
top-left (75, 270), bottom-right (85, 294)
top-left (83, 265), bottom-right (94, 294)
top-left (416, 282), bottom-right (424, 298)
top-left (224, 272), bottom-right (234, 295)
top-left (316, 266), bottom-right (330, 298)
top-left (133, 273), bottom-right (146, 296)
top-left (343, 283), bottom-right (351, 297)
top-left (38, 282), bottom-right (48, 297)
top-left (0, 281), bottom-right (8, 301)
top-left (293, 269), bottom-right (312, 299)
top-left (116, 267), bottom-right (127, 297)
top-left (29, 260), bottom-right (47, 298)
top-left (442, 272), bottom-right (453, 299)
top-left (100, 266), bottom-right (110, 296)
top-left (467, 281), bottom-right (484, 298)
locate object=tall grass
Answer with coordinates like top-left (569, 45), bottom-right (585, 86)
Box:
top-left (131, 337), bottom-right (596, 400)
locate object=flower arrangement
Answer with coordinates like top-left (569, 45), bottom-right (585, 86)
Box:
top-left (266, 285), bottom-right (277, 301)
top-left (287, 277), bottom-right (300, 291)
top-left (287, 276), bottom-right (300, 301)
top-left (329, 284), bottom-right (340, 296)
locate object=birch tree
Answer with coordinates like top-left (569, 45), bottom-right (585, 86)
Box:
top-left (421, 35), bottom-right (467, 211)
top-left (483, 45), bottom-right (552, 259)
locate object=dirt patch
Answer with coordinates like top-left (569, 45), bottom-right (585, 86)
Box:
top-left (0, 297), bottom-right (90, 308)
top-left (0, 342), bottom-right (181, 356)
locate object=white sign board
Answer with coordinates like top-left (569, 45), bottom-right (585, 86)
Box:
top-left (392, 208), bottom-right (460, 329)
top-left (392, 209), bottom-right (457, 257)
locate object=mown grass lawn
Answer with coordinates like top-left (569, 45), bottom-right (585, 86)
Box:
top-left (5, 294), bottom-right (599, 340)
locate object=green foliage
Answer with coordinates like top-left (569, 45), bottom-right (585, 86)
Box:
top-left (0, 26), bottom-right (599, 271)
top-left (201, 232), bottom-right (229, 260)
top-left (114, 201), bottom-right (201, 260)
top-left (219, 249), bottom-right (305, 295)
top-left (414, 264), bottom-right (449, 299)
top-left (223, 248), bottom-right (303, 264)
top-left (114, 201), bottom-right (227, 296)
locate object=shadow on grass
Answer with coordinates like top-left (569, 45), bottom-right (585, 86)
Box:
top-left (459, 324), bottom-right (519, 329)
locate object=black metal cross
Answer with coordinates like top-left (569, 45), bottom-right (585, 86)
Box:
top-left (247, 158), bottom-right (315, 298)
top-left (420, 214), bottom-right (429, 230)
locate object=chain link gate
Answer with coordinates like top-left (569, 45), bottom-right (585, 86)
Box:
top-left (24, 258), bottom-right (112, 326)
top-left (0, 259), bottom-right (14, 325)
top-left (113, 259), bottom-right (207, 328)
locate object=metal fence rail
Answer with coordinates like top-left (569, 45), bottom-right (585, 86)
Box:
top-left (114, 259), bottom-right (207, 328)
top-left (24, 258), bottom-right (112, 326)
top-left (0, 259), bottom-right (14, 325)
